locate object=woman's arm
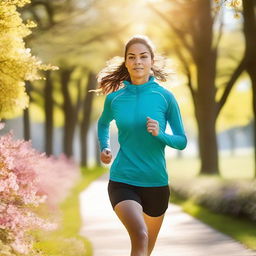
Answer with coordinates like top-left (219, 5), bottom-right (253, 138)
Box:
top-left (155, 93), bottom-right (187, 150)
top-left (97, 95), bottom-right (114, 152)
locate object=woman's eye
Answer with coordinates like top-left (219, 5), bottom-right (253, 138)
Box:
top-left (128, 55), bottom-right (148, 60)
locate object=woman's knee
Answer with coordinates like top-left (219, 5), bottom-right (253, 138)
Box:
top-left (130, 228), bottom-right (148, 244)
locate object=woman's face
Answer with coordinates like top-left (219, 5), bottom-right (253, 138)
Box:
top-left (125, 43), bottom-right (154, 81)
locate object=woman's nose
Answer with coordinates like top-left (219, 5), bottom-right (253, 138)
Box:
top-left (135, 57), bottom-right (142, 64)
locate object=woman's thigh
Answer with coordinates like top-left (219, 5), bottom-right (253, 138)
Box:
top-left (114, 200), bottom-right (148, 238)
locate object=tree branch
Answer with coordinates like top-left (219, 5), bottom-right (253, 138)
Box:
top-left (216, 57), bottom-right (246, 116)
top-left (75, 78), bottom-right (83, 117)
top-left (147, 2), bottom-right (194, 56)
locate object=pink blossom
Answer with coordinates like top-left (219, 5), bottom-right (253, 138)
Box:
top-left (0, 125), bottom-right (80, 254)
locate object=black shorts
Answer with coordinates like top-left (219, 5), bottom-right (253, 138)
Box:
top-left (107, 180), bottom-right (170, 217)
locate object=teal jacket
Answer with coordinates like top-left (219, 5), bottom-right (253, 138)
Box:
top-left (97, 76), bottom-right (187, 187)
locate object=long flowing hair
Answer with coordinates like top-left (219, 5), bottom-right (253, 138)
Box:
top-left (91, 35), bottom-right (170, 95)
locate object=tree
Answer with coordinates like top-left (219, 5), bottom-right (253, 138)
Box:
top-left (44, 70), bottom-right (54, 155)
top-left (22, 0), bottom-right (130, 159)
top-left (149, 0), bottom-right (246, 174)
top-left (242, 0), bottom-right (256, 176)
top-left (23, 81), bottom-right (32, 140)
top-left (0, 0), bottom-right (56, 119)
top-left (80, 71), bottom-right (97, 166)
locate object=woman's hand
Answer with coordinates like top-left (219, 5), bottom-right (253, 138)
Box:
top-left (146, 117), bottom-right (159, 136)
top-left (100, 148), bottom-right (112, 164)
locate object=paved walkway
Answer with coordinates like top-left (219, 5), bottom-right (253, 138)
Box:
top-left (80, 174), bottom-right (256, 256)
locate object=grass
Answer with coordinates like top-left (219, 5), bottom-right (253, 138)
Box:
top-left (168, 153), bottom-right (256, 251)
top-left (34, 166), bottom-right (107, 256)
top-left (171, 194), bottom-right (256, 250)
top-left (168, 153), bottom-right (254, 179)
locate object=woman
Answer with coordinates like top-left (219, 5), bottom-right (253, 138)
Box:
top-left (96, 35), bottom-right (187, 256)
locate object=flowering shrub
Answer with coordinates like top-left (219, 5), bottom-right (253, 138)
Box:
top-left (0, 123), bottom-right (80, 255)
top-left (34, 154), bottom-right (80, 208)
top-left (171, 176), bottom-right (256, 221)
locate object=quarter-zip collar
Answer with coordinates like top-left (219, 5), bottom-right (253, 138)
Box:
top-left (123, 76), bottom-right (157, 93)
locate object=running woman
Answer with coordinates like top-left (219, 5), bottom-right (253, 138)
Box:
top-left (96, 35), bottom-right (187, 256)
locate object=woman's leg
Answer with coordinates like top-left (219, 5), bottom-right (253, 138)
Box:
top-left (114, 200), bottom-right (148, 256)
top-left (143, 213), bottom-right (165, 256)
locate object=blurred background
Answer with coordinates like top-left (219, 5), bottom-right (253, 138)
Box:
top-left (1, 0), bottom-right (255, 254)
top-left (1, 0), bottom-right (254, 179)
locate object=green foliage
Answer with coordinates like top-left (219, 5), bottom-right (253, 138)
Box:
top-left (27, 0), bottom-right (132, 70)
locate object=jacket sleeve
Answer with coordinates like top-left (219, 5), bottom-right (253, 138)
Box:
top-left (97, 94), bottom-right (114, 152)
top-left (155, 93), bottom-right (187, 150)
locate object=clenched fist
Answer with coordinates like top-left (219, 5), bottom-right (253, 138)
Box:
top-left (100, 148), bottom-right (112, 164)
top-left (146, 117), bottom-right (159, 136)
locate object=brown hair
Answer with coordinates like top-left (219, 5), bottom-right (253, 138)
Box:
top-left (92, 35), bottom-right (169, 95)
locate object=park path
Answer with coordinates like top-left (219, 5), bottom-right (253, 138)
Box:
top-left (79, 174), bottom-right (256, 256)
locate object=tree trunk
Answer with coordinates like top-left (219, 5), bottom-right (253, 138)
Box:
top-left (195, 102), bottom-right (219, 173)
top-left (23, 108), bottom-right (30, 140)
top-left (249, 68), bottom-right (256, 177)
top-left (60, 68), bottom-right (76, 157)
top-left (80, 71), bottom-right (97, 166)
top-left (247, 65), bottom-right (256, 177)
top-left (44, 70), bottom-right (54, 155)
top-left (242, 0), bottom-right (256, 177)
top-left (23, 81), bottom-right (31, 140)
top-left (193, 0), bottom-right (219, 174)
